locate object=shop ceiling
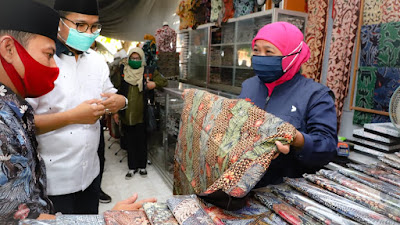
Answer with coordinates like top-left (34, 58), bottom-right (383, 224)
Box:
top-left (37, 0), bottom-right (180, 41)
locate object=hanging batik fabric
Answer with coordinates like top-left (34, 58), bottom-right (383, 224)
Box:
top-left (347, 164), bottom-right (400, 188)
top-left (233, 0), bottom-right (254, 18)
top-left (173, 89), bottom-right (296, 208)
top-left (284, 178), bottom-right (398, 225)
top-left (381, 1), bottom-right (400, 23)
top-left (103, 211), bottom-right (150, 225)
top-left (143, 203), bottom-right (179, 225)
top-left (222, 0), bottom-right (234, 22)
top-left (176, 0), bottom-right (195, 30)
top-left (166, 195), bottom-right (214, 225)
top-left (210, 0), bottom-right (223, 23)
top-left (363, 0), bottom-right (382, 25)
top-left (303, 174), bottom-right (400, 222)
top-left (302, 0), bottom-right (329, 82)
top-left (317, 169), bottom-right (400, 209)
top-left (325, 0), bottom-right (360, 127)
top-left (269, 184), bottom-right (359, 225)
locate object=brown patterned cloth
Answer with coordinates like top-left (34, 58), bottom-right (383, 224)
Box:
top-left (302, 0), bottom-right (329, 82)
top-left (325, 0), bottom-right (361, 128)
top-left (103, 211), bottom-right (150, 225)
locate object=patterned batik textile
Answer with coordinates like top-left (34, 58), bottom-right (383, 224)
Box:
top-left (363, 0), bottom-right (382, 25)
top-left (385, 154), bottom-right (400, 164)
top-left (201, 196), bottom-right (288, 225)
top-left (269, 184), bottom-right (359, 225)
top-left (304, 174), bottom-right (400, 222)
top-left (0, 84), bottom-right (53, 223)
top-left (210, 0), bottom-right (223, 23)
top-left (284, 178), bottom-right (398, 225)
top-left (353, 67), bottom-right (377, 125)
top-left (381, 1), bottom-right (400, 23)
top-left (155, 26), bottom-right (177, 53)
top-left (176, 0), bottom-right (195, 30)
top-left (143, 203), bottom-right (178, 225)
top-left (233, 0), bottom-right (254, 18)
top-left (173, 89), bottom-right (296, 200)
top-left (378, 22), bottom-right (400, 67)
top-left (19, 220), bottom-right (57, 225)
top-left (396, 152), bottom-right (400, 158)
top-left (377, 162), bottom-right (400, 176)
top-left (360, 24), bottom-right (380, 67)
top-left (325, 0), bottom-right (360, 127)
top-left (222, 0), bottom-right (234, 22)
top-left (335, 164), bottom-right (400, 199)
top-left (347, 164), bottom-right (400, 188)
top-left (56, 215), bottom-right (105, 225)
top-left (103, 210), bottom-right (150, 225)
top-left (379, 156), bottom-right (400, 170)
top-left (317, 169), bottom-right (400, 209)
top-left (254, 188), bottom-right (319, 225)
top-left (166, 195), bottom-right (214, 225)
top-left (302, 0), bottom-right (329, 82)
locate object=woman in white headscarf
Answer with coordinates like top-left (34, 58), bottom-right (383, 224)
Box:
top-left (113, 47), bottom-right (168, 179)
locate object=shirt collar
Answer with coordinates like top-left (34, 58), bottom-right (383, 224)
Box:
top-left (0, 83), bottom-right (28, 119)
top-left (56, 39), bottom-right (88, 57)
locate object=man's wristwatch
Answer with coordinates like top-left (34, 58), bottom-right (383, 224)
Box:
top-left (120, 97), bottom-right (128, 110)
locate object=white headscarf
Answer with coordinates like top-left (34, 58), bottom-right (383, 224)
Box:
top-left (123, 47), bottom-right (147, 92)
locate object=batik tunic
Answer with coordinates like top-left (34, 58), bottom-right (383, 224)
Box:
top-left (155, 26), bottom-right (177, 53)
top-left (0, 84), bottom-right (52, 224)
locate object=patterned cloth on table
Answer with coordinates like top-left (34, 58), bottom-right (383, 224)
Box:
top-left (103, 210), bottom-right (150, 225)
top-left (284, 178), bottom-right (397, 225)
top-left (304, 173), bottom-right (400, 222)
top-left (19, 220), bottom-right (57, 225)
top-left (254, 188), bottom-right (319, 225)
top-left (360, 24), bottom-right (380, 67)
top-left (201, 196), bottom-right (288, 225)
top-left (173, 89), bottom-right (296, 201)
top-left (210, 0), bottom-right (223, 23)
top-left (143, 203), bottom-right (178, 225)
top-left (378, 22), bottom-right (400, 68)
top-left (166, 195), bottom-right (214, 225)
top-left (384, 154), bottom-right (400, 164)
top-left (325, 0), bottom-right (360, 127)
top-left (56, 215), bottom-right (105, 225)
top-left (223, 0), bottom-right (235, 22)
top-left (233, 0), bottom-right (254, 18)
top-left (155, 26), bottom-right (177, 53)
top-left (302, 0), bottom-right (329, 82)
top-left (379, 156), bottom-right (400, 170)
top-left (347, 164), bottom-right (400, 188)
top-left (269, 184), bottom-right (359, 225)
top-left (376, 162), bottom-right (400, 176)
top-left (317, 169), bottom-right (400, 210)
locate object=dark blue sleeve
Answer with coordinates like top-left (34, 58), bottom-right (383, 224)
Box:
top-left (295, 90), bottom-right (338, 167)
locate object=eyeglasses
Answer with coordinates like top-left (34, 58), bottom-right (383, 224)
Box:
top-left (61, 17), bottom-right (102, 34)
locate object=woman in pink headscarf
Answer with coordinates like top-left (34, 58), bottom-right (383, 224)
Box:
top-left (239, 22), bottom-right (338, 187)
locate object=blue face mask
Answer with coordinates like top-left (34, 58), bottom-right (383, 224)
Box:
top-left (59, 20), bottom-right (99, 52)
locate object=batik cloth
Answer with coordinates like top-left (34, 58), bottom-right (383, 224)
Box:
top-left (143, 203), bottom-right (178, 225)
top-left (378, 22), bottom-right (400, 68)
top-left (397, 152), bottom-right (400, 158)
top-left (173, 89), bottom-right (296, 198)
top-left (336, 165), bottom-right (400, 199)
top-left (363, 0), bottom-right (382, 25)
top-left (269, 184), bottom-right (359, 225)
top-left (360, 24), bottom-right (380, 67)
top-left (304, 173), bottom-right (400, 222)
top-left (0, 84), bottom-right (53, 223)
top-left (325, 0), bottom-right (360, 127)
top-left (385, 154), bottom-right (400, 164)
top-left (376, 162), bottom-right (400, 176)
top-left (56, 215), bottom-right (105, 225)
top-left (19, 220), bottom-right (57, 225)
top-left (353, 67), bottom-right (377, 125)
top-left (210, 0), bottom-right (223, 23)
top-left (176, 0), bottom-right (195, 30)
top-left (233, 0), bottom-right (254, 18)
top-left (302, 0), bottom-right (329, 82)
top-left (379, 156), bottom-right (400, 170)
top-left (193, 0), bottom-right (211, 28)
top-left (254, 188), bottom-right (318, 225)
top-left (166, 195), bottom-right (214, 225)
top-left (103, 210), bottom-right (150, 225)
top-left (222, 0), bottom-right (234, 22)
top-left (347, 164), bottom-right (400, 188)
top-left (381, 1), bottom-right (400, 23)
top-left (317, 169), bottom-right (400, 210)
top-left (284, 178), bottom-right (397, 225)
top-left (155, 26), bottom-right (177, 53)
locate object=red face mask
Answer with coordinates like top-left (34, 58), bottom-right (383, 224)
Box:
top-left (0, 37), bottom-right (59, 98)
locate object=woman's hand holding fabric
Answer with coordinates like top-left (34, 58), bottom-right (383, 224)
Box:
top-left (101, 93), bottom-right (126, 113)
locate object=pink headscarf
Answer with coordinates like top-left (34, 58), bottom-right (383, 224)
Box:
top-left (252, 22), bottom-right (311, 96)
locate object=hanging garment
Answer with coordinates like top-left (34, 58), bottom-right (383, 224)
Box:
top-left (285, 178), bottom-right (397, 225)
top-left (347, 164), bottom-right (400, 188)
top-left (103, 210), bottom-right (150, 225)
top-left (210, 0), bottom-right (223, 23)
top-left (302, 0), bottom-right (329, 82)
top-left (325, 0), bottom-right (361, 128)
top-left (143, 203), bottom-right (179, 225)
top-left (173, 89), bottom-right (296, 209)
top-left (233, 0), bottom-right (254, 18)
top-left (155, 26), bottom-right (177, 53)
top-left (222, 0), bottom-right (234, 22)
top-left (304, 173), bottom-right (400, 222)
top-left (269, 184), bottom-right (359, 225)
top-left (166, 195), bottom-right (214, 225)
top-left (176, 1), bottom-right (196, 30)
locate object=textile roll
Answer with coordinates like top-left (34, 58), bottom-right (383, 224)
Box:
top-left (173, 89), bottom-right (296, 205)
top-left (103, 211), bottom-right (150, 225)
top-left (347, 163), bottom-right (400, 188)
top-left (166, 195), bottom-right (214, 225)
top-left (55, 215), bottom-right (105, 225)
top-left (143, 203), bottom-right (179, 225)
top-left (379, 156), bottom-right (400, 170)
top-left (376, 162), bottom-right (400, 176)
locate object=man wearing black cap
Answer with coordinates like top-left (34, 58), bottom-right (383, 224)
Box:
top-left (0, 0), bottom-right (60, 222)
top-left (26, 0), bottom-right (127, 214)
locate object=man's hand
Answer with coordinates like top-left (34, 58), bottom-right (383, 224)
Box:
top-left (273, 130), bottom-right (304, 159)
top-left (113, 113), bottom-right (119, 125)
top-left (101, 93), bottom-right (126, 114)
top-left (112, 193), bottom-right (157, 211)
top-left (69, 99), bottom-right (105, 124)
top-left (146, 81), bottom-right (156, 90)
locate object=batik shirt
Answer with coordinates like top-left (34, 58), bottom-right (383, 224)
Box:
top-left (155, 26), bottom-right (177, 53)
top-left (0, 84), bottom-right (52, 224)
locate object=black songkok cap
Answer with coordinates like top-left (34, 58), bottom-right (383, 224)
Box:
top-left (54, 0), bottom-right (99, 16)
top-left (0, 0), bottom-right (60, 42)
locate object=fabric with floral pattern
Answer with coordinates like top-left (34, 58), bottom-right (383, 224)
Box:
top-left (378, 22), bottom-right (400, 68)
top-left (166, 195), bottom-right (214, 225)
top-left (173, 89), bottom-right (296, 199)
top-left (143, 203), bottom-right (178, 225)
top-left (234, 0), bottom-right (254, 18)
top-left (103, 210), bottom-right (149, 225)
top-left (155, 26), bottom-right (177, 53)
top-left (363, 0), bottom-right (382, 25)
top-left (210, 0), bottom-right (223, 23)
top-left (347, 163), bottom-right (400, 188)
top-left (0, 83), bottom-right (53, 223)
top-left (360, 24), bottom-right (380, 67)
top-left (381, 0), bottom-right (400, 23)
top-left (223, 0), bottom-right (234, 22)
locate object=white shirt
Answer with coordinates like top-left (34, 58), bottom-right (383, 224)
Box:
top-left (26, 49), bottom-right (117, 196)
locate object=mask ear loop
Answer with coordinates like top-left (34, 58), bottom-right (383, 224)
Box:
top-left (57, 19), bottom-right (71, 43)
top-left (282, 41), bottom-right (303, 72)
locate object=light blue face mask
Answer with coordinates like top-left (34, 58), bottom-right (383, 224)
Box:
top-left (59, 19), bottom-right (99, 52)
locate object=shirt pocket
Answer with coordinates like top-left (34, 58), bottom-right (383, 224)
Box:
top-left (85, 76), bottom-right (103, 99)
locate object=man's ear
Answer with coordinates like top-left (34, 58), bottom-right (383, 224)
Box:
top-left (0, 36), bottom-right (16, 64)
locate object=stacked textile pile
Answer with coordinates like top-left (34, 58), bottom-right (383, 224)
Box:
top-left (158, 52), bottom-right (180, 79)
